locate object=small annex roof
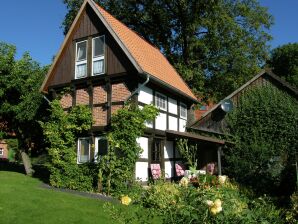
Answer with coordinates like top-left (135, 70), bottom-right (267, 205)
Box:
top-left (166, 130), bottom-right (225, 145)
top-left (189, 68), bottom-right (298, 128)
top-left (40, 0), bottom-right (197, 102)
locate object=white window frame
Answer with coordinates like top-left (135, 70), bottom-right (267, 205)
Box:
top-left (0, 148), bottom-right (3, 156)
top-left (155, 92), bottom-right (167, 111)
top-left (94, 136), bottom-right (108, 162)
top-left (180, 103), bottom-right (187, 119)
top-left (77, 137), bottom-right (90, 164)
top-left (92, 36), bottom-right (105, 76)
top-left (75, 40), bottom-right (88, 79)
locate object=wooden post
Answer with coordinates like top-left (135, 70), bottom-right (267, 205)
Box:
top-left (217, 146), bottom-right (222, 175)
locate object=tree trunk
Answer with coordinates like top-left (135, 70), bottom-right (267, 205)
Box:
top-left (21, 151), bottom-right (34, 176)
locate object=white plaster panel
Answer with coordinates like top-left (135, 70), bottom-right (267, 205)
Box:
top-left (138, 85), bottom-right (153, 105)
top-left (165, 161), bottom-right (174, 178)
top-left (168, 116), bottom-right (178, 131)
top-left (135, 162), bottom-right (148, 181)
top-left (164, 141), bottom-right (174, 159)
top-left (179, 118), bottom-right (187, 132)
top-left (168, 98), bottom-right (178, 115)
top-left (136, 137), bottom-right (148, 159)
top-left (155, 112), bottom-right (167, 130)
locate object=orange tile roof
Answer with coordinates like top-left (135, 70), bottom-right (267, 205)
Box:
top-left (94, 3), bottom-right (197, 101)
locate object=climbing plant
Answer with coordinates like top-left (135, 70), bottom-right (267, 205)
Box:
top-left (225, 85), bottom-right (298, 196)
top-left (98, 103), bottom-right (158, 195)
top-left (40, 99), bottom-right (94, 190)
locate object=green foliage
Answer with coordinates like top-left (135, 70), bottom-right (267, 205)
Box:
top-left (62, 0), bottom-right (272, 100)
top-left (40, 99), bottom-right (94, 190)
top-left (176, 138), bottom-right (198, 169)
top-left (268, 43), bottom-right (298, 88)
top-left (0, 42), bottom-right (47, 155)
top-left (109, 178), bottom-right (283, 223)
top-left (225, 85), bottom-right (298, 195)
top-left (286, 191), bottom-right (298, 223)
top-left (6, 139), bottom-right (18, 162)
top-left (98, 103), bottom-right (158, 195)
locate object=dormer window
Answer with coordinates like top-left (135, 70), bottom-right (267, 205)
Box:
top-left (92, 36), bottom-right (105, 75)
top-left (75, 40), bottom-right (87, 79)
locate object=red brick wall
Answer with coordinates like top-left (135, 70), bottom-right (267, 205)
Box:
top-left (111, 105), bottom-right (123, 115)
top-left (112, 83), bottom-right (130, 102)
top-left (76, 88), bottom-right (89, 105)
top-left (93, 85), bottom-right (107, 104)
top-left (93, 106), bottom-right (107, 126)
top-left (0, 141), bottom-right (8, 159)
top-left (60, 93), bottom-right (73, 109)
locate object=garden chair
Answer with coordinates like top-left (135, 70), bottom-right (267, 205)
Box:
top-left (175, 163), bottom-right (186, 177)
top-left (150, 163), bottom-right (161, 180)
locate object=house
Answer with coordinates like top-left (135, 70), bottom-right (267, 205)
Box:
top-left (0, 140), bottom-right (8, 161)
top-left (190, 69), bottom-right (298, 134)
top-left (40, 0), bottom-right (225, 181)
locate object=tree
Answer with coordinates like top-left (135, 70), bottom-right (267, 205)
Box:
top-left (225, 85), bottom-right (298, 196)
top-left (267, 43), bottom-right (298, 88)
top-left (0, 42), bottom-right (47, 175)
top-left (62, 0), bottom-right (272, 100)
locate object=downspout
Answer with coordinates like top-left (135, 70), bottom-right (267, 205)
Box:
top-left (125, 74), bottom-right (150, 103)
top-left (43, 95), bottom-right (51, 104)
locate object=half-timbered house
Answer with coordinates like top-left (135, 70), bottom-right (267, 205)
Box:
top-left (40, 0), bottom-right (225, 181)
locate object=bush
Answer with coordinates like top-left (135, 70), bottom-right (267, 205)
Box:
top-left (111, 176), bottom-right (283, 224)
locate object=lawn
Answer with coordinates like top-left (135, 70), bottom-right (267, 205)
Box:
top-left (0, 171), bottom-right (117, 224)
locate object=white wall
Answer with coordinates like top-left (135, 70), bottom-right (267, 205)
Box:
top-left (138, 85), bottom-right (153, 105)
top-left (165, 161), bottom-right (174, 178)
top-left (155, 112), bottom-right (167, 130)
top-left (168, 116), bottom-right (178, 131)
top-left (135, 162), bottom-right (148, 181)
top-left (164, 141), bottom-right (174, 159)
top-left (136, 137), bottom-right (148, 159)
top-left (168, 97), bottom-right (177, 114)
top-left (179, 118), bottom-right (187, 132)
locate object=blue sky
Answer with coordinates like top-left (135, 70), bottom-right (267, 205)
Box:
top-left (0, 0), bottom-right (297, 66)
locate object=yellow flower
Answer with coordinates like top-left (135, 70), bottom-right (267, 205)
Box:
top-left (179, 177), bottom-right (189, 187)
top-left (120, 195), bottom-right (132, 205)
top-left (207, 199), bottom-right (223, 215)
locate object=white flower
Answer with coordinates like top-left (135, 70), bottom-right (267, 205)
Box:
top-left (179, 177), bottom-right (189, 187)
top-left (218, 175), bottom-right (227, 185)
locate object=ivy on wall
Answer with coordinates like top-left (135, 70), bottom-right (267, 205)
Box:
top-left (40, 100), bottom-right (94, 190)
top-left (225, 85), bottom-right (298, 195)
top-left (98, 103), bottom-right (159, 194)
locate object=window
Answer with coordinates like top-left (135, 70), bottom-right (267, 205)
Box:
top-left (151, 139), bottom-right (162, 163)
top-left (77, 138), bottom-right (90, 163)
top-left (0, 148), bottom-right (3, 156)
top-left (200, 105), bottom-right (207, 110)
top-left (94, 136), bottom-right (108, 161)
top-left (180, 103), bottom-right (187, 119)
top-left (92, 36), bottom-right (105, 75)
top-left (75, 40), bottom-right (88, 79)
top-left (155, 92), bottom-right (167, 111)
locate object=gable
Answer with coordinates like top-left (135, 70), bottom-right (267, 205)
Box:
top-left (41, 0), bottom-right (197, 102)
top-left (43, 3), bottom-right (135, 89)
top-left (190, 70), bottom-right (298, 133)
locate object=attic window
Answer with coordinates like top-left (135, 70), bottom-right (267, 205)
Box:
top-left (0, 148), bottom-right (3, 156)
top-left (92, 36), bottom-right (105, 75)
top-left (75, 40), bottom-right (87, 79)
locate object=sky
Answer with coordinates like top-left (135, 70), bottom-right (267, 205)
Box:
top-left (0, 0), bottom-right (297, 66)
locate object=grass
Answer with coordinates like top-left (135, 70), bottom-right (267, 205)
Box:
top-left (0, 171), bottom-right (116, 224)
